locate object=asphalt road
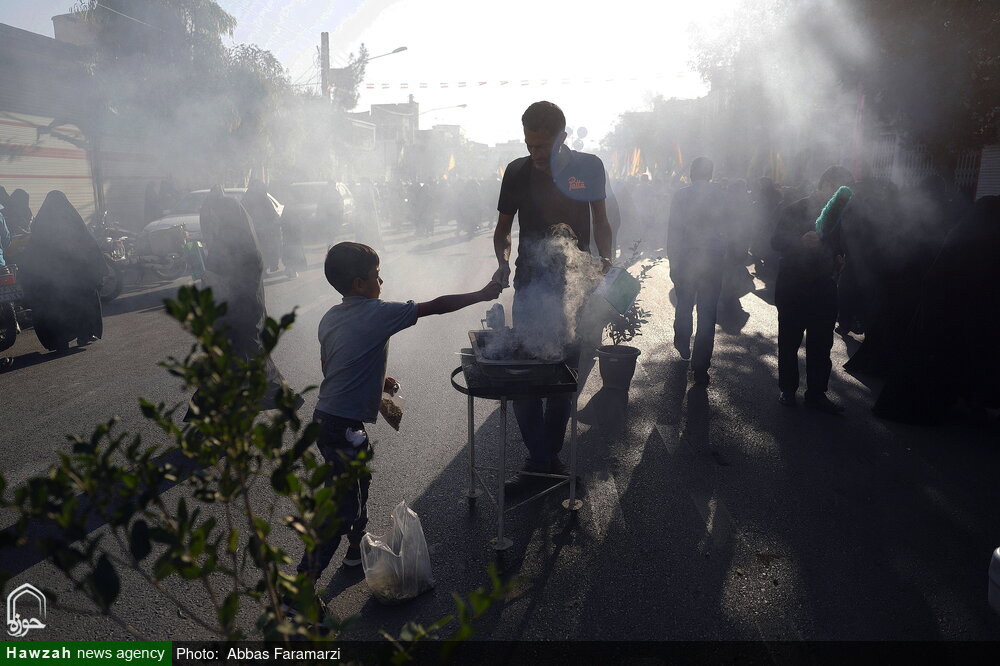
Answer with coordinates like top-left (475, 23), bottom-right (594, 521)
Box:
top-left (2, 222), bottom-right (999, 645)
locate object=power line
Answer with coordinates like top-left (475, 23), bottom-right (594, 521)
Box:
top-left (93, 2), bottom-right (166, 32)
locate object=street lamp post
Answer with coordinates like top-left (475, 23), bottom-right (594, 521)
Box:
top-left (323, 44), bottom-right (408, 100)
top-left (418, 103), bottom-right (468, 116)
top-left (367, 46), bottom-right (408, 61)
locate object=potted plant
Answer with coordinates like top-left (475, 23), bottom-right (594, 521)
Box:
top-left (595, 244), bottom-right (663, 390)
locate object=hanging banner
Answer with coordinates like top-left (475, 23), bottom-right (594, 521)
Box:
top-left (364, 71), bottom-right (689, 90)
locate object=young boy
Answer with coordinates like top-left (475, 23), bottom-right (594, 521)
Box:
top-left (297, 242), bottom-right (501, 578)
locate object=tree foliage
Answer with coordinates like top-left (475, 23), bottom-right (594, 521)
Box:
top-left (847, 0), bottom-right (999, 161)
top-left (331, 44), bottom-right (369, 112)
top-left (71, 1), bottom-right (298, 181)
top-left (692, 0), bottom-right (1000, 174)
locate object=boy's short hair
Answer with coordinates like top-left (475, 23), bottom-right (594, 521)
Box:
top-left (324, 242), bottom-right (379, 295)
top-left (521, 101), bottom-right (566, 136)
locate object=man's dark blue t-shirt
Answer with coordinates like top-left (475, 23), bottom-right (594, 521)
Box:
top-left (497, 147), bottom-right (606, 282)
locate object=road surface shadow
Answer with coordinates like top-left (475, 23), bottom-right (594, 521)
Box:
top-left (1, 348), bottom-right (85, 372)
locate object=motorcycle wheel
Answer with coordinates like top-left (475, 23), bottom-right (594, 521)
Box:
top-left (0, 302), bottom-right (18, 352)
top-left (98, 255), bottom-right (125, 303)
top-left (153, 255), bottom-right (188, 281)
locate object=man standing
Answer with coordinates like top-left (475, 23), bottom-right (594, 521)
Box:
top-left (493, 101), bottom-right (614, 475)
top-left (666, 156), bottom-right (730, 384)
top-left (771, 165), bottom-right (854, 413)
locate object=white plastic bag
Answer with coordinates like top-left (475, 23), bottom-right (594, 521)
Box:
top-left (361, 500), bottom-right (434, 604)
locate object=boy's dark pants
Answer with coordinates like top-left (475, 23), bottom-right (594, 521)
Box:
top-left (296, 411), bottom-right (371, 577)
top-left (775, 277), bottom-right (838, 397)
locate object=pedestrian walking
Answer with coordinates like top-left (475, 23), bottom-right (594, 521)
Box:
top-left (243, 179), bottom-right (282, 273)
top-left (666, 156), bottom-right (732, 384)
top-left (187, 186), bottom-right (296, 419)
top-left (771, 165), bottom-right (854, 413)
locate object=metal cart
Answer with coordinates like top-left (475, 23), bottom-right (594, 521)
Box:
top-left (450, 349), bottom-right (582, 550)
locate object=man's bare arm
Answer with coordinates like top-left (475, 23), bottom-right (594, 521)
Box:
top-left (590, 199), bottom-right (613, 272)
top-left (492, 212), bottom-right (515, 286)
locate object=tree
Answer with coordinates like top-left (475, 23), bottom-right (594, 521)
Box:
top-left (331, 44), bottom-right (369, 112)
top-left (72, 0), bottom-right (236, 118)
top-left (225, 44), bottom-right (292, 179)
top-left (846, 0), bottom-right (1000, 168)
top-left (71, 1), bottom-right (299, 183)
top-left (692, 0), bottom-right (1000, 178)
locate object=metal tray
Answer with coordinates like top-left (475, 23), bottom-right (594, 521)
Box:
top-left (468, 330), bottom-right (563, 366)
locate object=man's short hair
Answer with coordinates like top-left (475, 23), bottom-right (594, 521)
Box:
top-left (690, 156), bottom-right (714, 182)
top-left (818, 165), bottom-right (854, 191)
top-left (324, 242), bottom-right (379, 295)
top-left (521, 101), bottom-right (566, 136)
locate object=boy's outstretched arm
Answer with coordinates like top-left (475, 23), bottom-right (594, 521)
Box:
top-left (416, 280), bottom-right (502, 318)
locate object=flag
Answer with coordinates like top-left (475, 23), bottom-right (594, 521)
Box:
top-left (771, 151), bottom-right (785, 183)
top-left (629, 148), bottom-right (642, 177)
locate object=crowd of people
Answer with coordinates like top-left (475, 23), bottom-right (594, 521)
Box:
top-left (2, 99), bottom-right (998, 617)
top-left (0, 187), bottom-right (105, 359)
top-left (664, 157), bottom-right (998, 423)
top-left (1, 101), bottom-right (997, 428)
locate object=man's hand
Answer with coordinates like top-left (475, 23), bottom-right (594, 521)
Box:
top-left (492, 263), bottom-right (511, 288)
top-left (801, 230), bottom-right (820, 249)
top-left (383, 376), bottom-right (400, 396)
top-left (481, 280), bottom-right (503, 301)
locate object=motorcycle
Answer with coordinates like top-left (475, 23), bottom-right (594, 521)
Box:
top-left (0, 235), bottom-right (30, 352)
top-left (91, 211), bottom-right (190, 284)
top-left (0, 268), bottom-right (21, 352)
top-left (89, 212), bottom-right (128, 303)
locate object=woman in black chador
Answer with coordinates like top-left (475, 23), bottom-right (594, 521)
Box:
top-left (873, 195), bottom-right (1000, 424)
top-left (20, 190), bottom-right (105, 351)
top-left (242, 179), bottom-right (282, 273)
top-left (188, 187), bottom-right (298, 418)
top-left (5, 189), bottom-right (34, 234)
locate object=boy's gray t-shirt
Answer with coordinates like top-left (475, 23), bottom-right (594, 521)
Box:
top-left (317, 296), bottom-right (418, 423)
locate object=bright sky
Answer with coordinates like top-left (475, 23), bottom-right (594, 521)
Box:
top-left (7, 0), bottom-right (739, 146)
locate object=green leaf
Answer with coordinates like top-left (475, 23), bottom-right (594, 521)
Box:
top-left (153, 555), bottom-right (174, 580)
top-left (218, 590), bottom-right (239, 629)
top-left (253, 516), bottom-right (271, 537)
top-left (469, 589), bottom-right (491, 616)
top-left (139, 399), bottom-right (158, 419)
top-left (130, 520), bottom-right (152, 561)
top-left (92, 554), bottom-right (120, 611)
top-left (228, 529), bottom-right (240, 554)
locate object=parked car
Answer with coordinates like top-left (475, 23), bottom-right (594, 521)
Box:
top-left (142, 188), bottom-right (284, 241)
top-left (271, 181), bottom-right (354, 243)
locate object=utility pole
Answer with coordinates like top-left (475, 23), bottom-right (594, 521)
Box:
top-left (320, 32), bottom-right (330, 101)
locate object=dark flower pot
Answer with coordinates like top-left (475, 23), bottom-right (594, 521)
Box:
top-left (595, 345), bottom-right (641, 389)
